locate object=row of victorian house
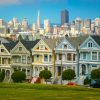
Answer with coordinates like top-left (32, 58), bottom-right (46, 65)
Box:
top-left (0, 35), bottom-right (100, 84)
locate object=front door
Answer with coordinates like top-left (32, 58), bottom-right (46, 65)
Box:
top-left (58, 66), bottom-right (61, 76)
top-left (82, 64), bottom-right (86, 75)
top-left (6, 70), bottom-right (10, 79)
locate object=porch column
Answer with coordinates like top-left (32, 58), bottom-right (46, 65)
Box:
top-left (26, 68), bottom-right (27, 76)
top-left (33, 66), bottom-right (35, 77)
top-left (21, 55), bottom-right (22, 64)
top-left (26, 55), bottom-right (27, 64)
top-left (1, 56), bottom-right (2, 64)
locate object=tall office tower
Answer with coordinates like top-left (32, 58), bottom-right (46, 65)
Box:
top-left (44, 19), bottom-right (50, 33)
top-left (91, 22), bottom-right (95, 33)
top-left (22, 18), bottom-right (28, 29)
top-left (84, 19), bottom-right (91, 29)
top-left (61, 9), bottom-right (69, 25)
top-left (75, 17), bottom-right (82, 31)
top-left (32, 23), bottom-right (37, 31)
top-left (37, 10), bottom-right (41, 29)
top-left (95, 18), bottom-right (100, 27)
top-left (13, 17), bottom-right (18, 26)
top-left (0, 19), bottom-right (6, 27)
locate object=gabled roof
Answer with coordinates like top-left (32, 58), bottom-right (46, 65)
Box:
top-left (20, 39), bottom-right (40, 51)
top-left (55, 35), bottom-right (88, 49)
top-left (2, 39), bottom-right (40, 52)
top-left (43, 38), bottom-right (60, 50)
top-left (3, 41), bottom-right (18, 52)
top-left (69, 35), bottom-right (88, 48)
top-left (0, 37), bottom-right (10, 43)
top-left (91, 35), bottom-right (100, 46)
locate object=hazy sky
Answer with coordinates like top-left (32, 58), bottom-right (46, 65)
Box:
top-left (0, 0), bottom-right (100, 24)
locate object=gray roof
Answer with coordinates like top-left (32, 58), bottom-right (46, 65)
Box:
top-left (0, 37), bottom-right (10, 43)
top-left (43, 38), bottom-right (60, 50)
top-left (69, 35), bottom-right (88, 48)
top-left (91, 35), bottom-right (100, 46)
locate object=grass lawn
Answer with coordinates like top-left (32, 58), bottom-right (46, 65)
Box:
top-left (0, 83), bottom-right (100, 100)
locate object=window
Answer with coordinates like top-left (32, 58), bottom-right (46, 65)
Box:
top-left (83, 52), bottom-right (86, 59)
top-left (49, 55), bottom-right (52, 62)
top-left (99, 52), bottom-right (100, 60)
top-left (64, 44), bottom-right (67, 49)
top-left (36, 55), bottom-right (39, 61)
top-left (22, 55), bottom-right (26, 64)
top-left (27, 56), bottom-right (31, 64)
top-left (92, 52), bottom-right (97, 60)
top-left (67, 53), bottom-right (72, 61)
top-left (27, 69), bottom-right (31, 76)
top-left (88, 42), bottom-right (93, 48)
top-left (67, 66), bottom-right (71, 69)
top-left (19, 47), bottom-right (22, 51)
top-left (44, 54), bottom-right (48, 62)
top-left (59, 54), bottom-right (62, 60)
top-left (73, 54), bottom-right (75, 61)
top-left (40, 45), bottom-right (45, 50)
top-left (1, 49), bottom-right (4, 52)
top-left (22, 68), bottom-right (26, 73)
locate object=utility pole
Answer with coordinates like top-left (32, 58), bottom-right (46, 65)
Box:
top-left (61, 53), bottom-right (63, 85)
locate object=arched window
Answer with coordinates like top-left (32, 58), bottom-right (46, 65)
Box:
top-left (88, 42), bottom-right (93, 47)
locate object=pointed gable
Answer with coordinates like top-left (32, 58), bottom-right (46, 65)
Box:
top-left (0, 43), bottom-right (11, 55)
top-left (56, 37), bottom-right (75, 50)
top-left (11, 40), bottom-right (40, 54)
top-left (32, 39), bottom-right (51, 52)
top-left (80, 35), bottom-right (100, 50)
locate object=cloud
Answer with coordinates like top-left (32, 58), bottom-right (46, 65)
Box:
top-left (0, 0), bottom-right (33, 5)
top-left (0, 0), bottom-right (67, 5)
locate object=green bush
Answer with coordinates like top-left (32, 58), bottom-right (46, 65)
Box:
top-left (84, 77), bottom-right (91, 85)
top-left (91, 68), bottom-right (100, 79)
top-left (11, 71), bottom-right (26, 83)
top-left (39, 69), bottom-right (52, 83)
top-left (62, 69), bottom-right (76, 81)
top-left (0, 69), bottom-right (5, 82)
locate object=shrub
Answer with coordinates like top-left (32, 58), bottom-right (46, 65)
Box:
top-left (62, 69), bottom-right (76, 81)
top-left (11, 71), bottom-right (26, 83)
top-left (84, 77), bottom-right (91, 85)
top-left (0, 69), bottom-right (5, 82)
top-left (91, 68), bottom-right (100, 79)
top-left (39, 70), bottom-right (52, 84)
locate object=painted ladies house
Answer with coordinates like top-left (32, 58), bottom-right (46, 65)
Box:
top-left (11, 40), bottom-right (39, 80)
top-left (79, 35), bottom-right (100, 77)
top-left (31, 38), bottom-right (57, 77)
top-left (0, 38), bottom-right (14, 81)
top-left (55, 36), bottom-right (87, 78)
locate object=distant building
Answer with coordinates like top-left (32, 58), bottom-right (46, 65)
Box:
top-left (13, 17), bottom-right (19, 27)
top-left (83, 19), bottom-right (91, 29)
top-left (61, 9), bottom-right (69, 25)
top-left (44, 19), bottom-right (50, 33)
top-left (22, 18), bottom-right (28, 30)
top-left (37, 10), bottom-right (41, 29)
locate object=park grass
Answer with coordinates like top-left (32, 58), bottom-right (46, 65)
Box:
top-left (0, 83), bottom-right (100, 100)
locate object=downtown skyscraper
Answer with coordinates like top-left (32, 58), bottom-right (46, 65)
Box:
top-left (61, 9), bottom-right (69, 25)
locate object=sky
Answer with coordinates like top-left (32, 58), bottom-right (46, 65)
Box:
top-left (0, 0), bottom-right (100, 24)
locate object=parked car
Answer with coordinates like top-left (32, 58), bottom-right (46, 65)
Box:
top-left (90, 79), bottom-right (100, 88)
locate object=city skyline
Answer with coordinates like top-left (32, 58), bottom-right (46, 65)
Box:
top-left (0, 0), bottom-right (100, 24)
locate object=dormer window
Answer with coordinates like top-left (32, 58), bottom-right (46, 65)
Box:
top-left (88, 42), bottom-right (93, 47)
top-left (1, 49), bottom-right (4, 52)
top-left (19, 47), bottom-right (22, 51)
top-left (64, 44), bottom-right (67, 49)
top-left (40, 45), bottom-right (45, 50)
